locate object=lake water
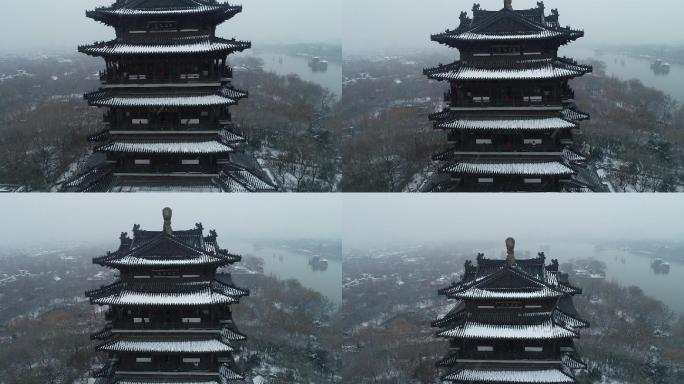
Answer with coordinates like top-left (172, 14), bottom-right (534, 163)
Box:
top-left (561, 46), bottom-right (684, 102)
top-left (242, 51), bottom-right (342, 100)
top-left (508, 242), bottom-right (684, 314)
top-left (229, 241), bottom-right (342, 306)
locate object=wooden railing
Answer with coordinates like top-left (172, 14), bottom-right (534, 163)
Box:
top-left (99, 67), bottom-right (232, 84)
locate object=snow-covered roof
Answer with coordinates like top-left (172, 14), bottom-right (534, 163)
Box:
top-left (69, 168), bottom-right (275, 193)
top-left (561, 108), bottom-right (590, 122)
top-left (92, 3), bottom-right (239, 17)
top-left (448, 286), bottom-right (564, 300)
top-left (98, 140), bottom-right (234, 154)
top-left (439, 258), bottom-right (582, 301)
top-left (562, 148), bottom-right (587, 163)
top-left (79, 36), bottom-right (250, 56)
top-left (221, 327), bottom-right (247, 341)
top-left (96, 229), bottom-right (238, 265)
top-left (114, 185), bottom-right (223, 192)
top-left (118, 381), bottom-right (219, 384)
top-left (437, 30), bottom-right (567, 42)
top-left (554, 310), bottom-right (589, 330)
top-left (220, 365), bottom-right (244, 380)
top-left (88, 281), bottom-right (241, 306)
top-left (87, 93), bottom-right (238, 108)
top-left (113, 363), bottom-right (241, 383)
top-left (443, 161), bottom-right (575, 176)
top-left (219, 130), bottom-right (245, 143)
top-left (99, 337), bottom-right (232, 353)
top-left (0, 184), bottom-right (26, 192)
top-left (425, 58), bottom-right (591, 81)
top-left (438, 320), bottom-right (576, 339)
top-left (433, 2), bottom-right (583, 48)
top-left (220, 169), bottom-right (276, 192)
top-left (92, 287), bottom-right (237, 306)
top-left (436, 117), bottom-right (576, 131)
top-left (445, 368), bottom-right (574, 383)
top-left (562, 354), bottom-right (587, 370)
top-left (104, 253), bottom-right (226, 267)
top-left (117, 381), bottom-right (219, 384)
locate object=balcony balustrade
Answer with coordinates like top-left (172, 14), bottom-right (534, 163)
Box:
top-left (99, 67), bottom-right (232, 85)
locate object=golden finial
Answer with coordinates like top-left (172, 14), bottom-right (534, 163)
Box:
top-left (163, 207), bottom-right (173, 235)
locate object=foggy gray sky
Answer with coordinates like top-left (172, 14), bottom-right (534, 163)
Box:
top-left (343, 195), bottom-right (684, 247)
top-left (0, 0), bottom-right (341, 54)
top-left (0, 194), bottom-right (683, 249)
top-left (0, 195), bottom-right (341, 248)
top-left (344, 0), bottom-right (684, 55)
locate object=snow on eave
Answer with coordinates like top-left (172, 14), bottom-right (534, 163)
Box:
top-left (437, 320), bottom-right (577, 339)
top-left (91, 4), bottom-right (240, 17)
top-left (89, 94), bottom-right (237, 108)
top-left (425, 58), bottom-right (591, 81)
top-left (445, 368), bottom-right (574, 383)
top-left (443, 161), bottom-right (575, 176)
top-left (448, 286), bottom-right (564, 300)
top-left (99, 337), bottom-right (233, 353)
top-left (98, 140), bottom-right (234, 154)
top-left (79, 36), bottom-right (250, 56)
top-left (437, 117), bottom-right (576, 131)
top-left (89, 283), bottom-right (239, 306)
top-left (102, 254), bottom-right (226, 267)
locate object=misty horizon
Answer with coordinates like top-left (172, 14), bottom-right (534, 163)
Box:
top-left (344, 0), bottom-right (684, 55)
top-left (0, 0), bottom-right (341, 55)
top-left (1, 1), bottom-right (683, 56)
top-left (0, 195), bottom-right (342, 248)
top-left (342, 195), bottom-right (684, 248)
top-left (2, 195), bottom-right (683, 250)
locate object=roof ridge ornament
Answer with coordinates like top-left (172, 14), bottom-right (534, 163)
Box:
top-left (207, 229), bottom-right (218, 242)
top-left (163, 207), bottom-right (173, 235)
top-left (504, 0), bottom-right (513, 10)
top-left (505, 237), bottom-right (516, 266)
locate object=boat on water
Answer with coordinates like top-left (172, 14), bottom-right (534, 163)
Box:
top-left (651, 258), bottom-right (671, 274)
top-left (309, 56), bottom-right (329, 72)
top-left (651, 59), bottom-right (671, 75)
top-left (309, 255), bottom-right (329, 270)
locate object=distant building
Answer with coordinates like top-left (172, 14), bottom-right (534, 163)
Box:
top-left (64, 0), bottom-right (275, 192)
top-left (87, 208), bottom-right (249, 383)
top-left (423, 1), bottom-right (603, 192)
top-left (434, 237), bottom-right (588, 382)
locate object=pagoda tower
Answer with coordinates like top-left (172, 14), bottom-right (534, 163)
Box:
top-left (434, 238), bottom-right (588, 383)
top-left (423, 1), bottom-right (602, 192)
top-left (64, 0), bottom-right (275, 192)
top-left (86, 208), bottom-right (249, 383)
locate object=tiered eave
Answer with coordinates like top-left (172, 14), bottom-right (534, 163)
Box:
top-left (87, 210), bottom-right (249, 383)
top-left (422, 1), bottom-right (602, 192)
top-left (434, 240), bottom-right (588, 383)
